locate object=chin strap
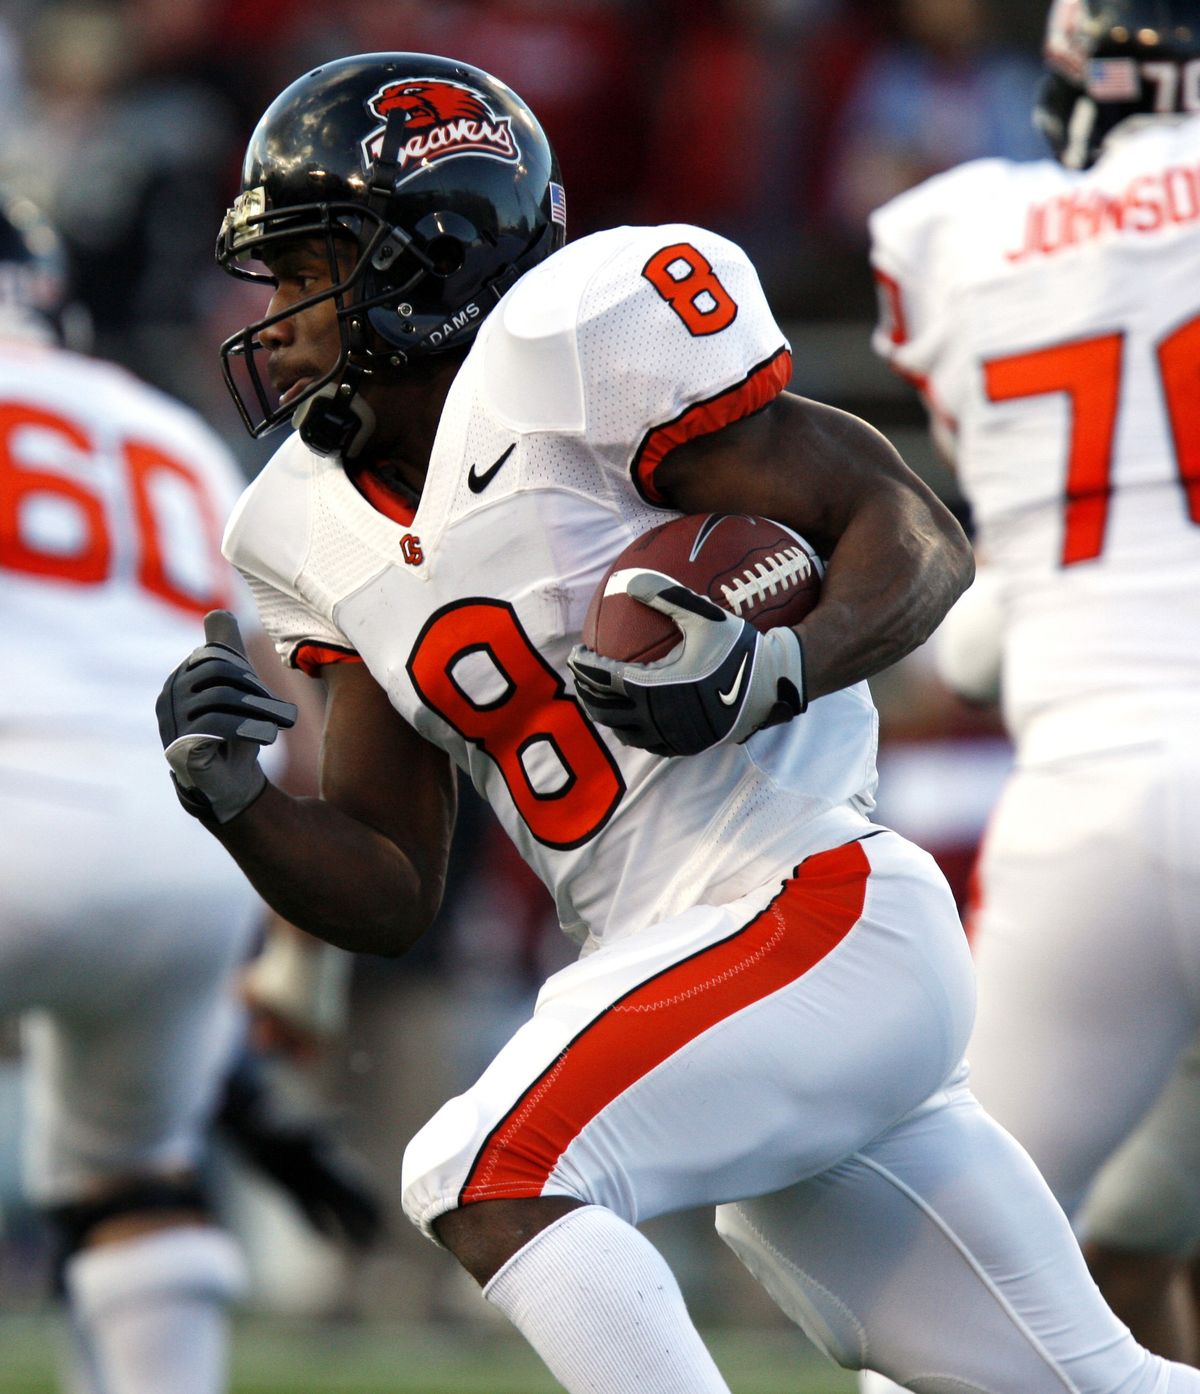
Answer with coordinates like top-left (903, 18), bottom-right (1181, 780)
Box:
top-left (291, 379), bottom-right (378, 458)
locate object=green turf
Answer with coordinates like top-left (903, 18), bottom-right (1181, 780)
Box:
top-left (0, 1314), bottom-right (857, 1394)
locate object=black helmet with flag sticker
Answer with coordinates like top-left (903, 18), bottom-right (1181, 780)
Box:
top-left (1036, 0), bottom-right (1200, 168)
top-left (216, 52), bottom-right (566, 455)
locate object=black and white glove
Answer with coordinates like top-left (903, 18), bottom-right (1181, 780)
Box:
top-left (567, 571), bottom-right (807, 757)
top-left (156, 610), bottom-right (297, 824)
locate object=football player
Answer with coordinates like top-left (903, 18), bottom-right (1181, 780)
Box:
top-left (0, 192), bottom-right (255, 1394)
top-left (0, 188), bottom-right (384, 1394)
top-left (864, 0), bottom-right (1200, 1381)
top-left (158, 51), bottom-right (1200, 1392)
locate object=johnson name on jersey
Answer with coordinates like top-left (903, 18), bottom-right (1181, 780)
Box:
top-left (869, 116), bottom-right (1200, 748)
top-left (225, 224), bottom-right (880, 949)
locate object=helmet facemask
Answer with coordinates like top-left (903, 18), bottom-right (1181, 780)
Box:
top-left (217, 192), bottom-right (438, 454)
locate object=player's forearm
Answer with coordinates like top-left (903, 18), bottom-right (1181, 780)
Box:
top-left (211, 781), bottom-right (442, 956)
top-left (798, 482), bottom-right (974, 702)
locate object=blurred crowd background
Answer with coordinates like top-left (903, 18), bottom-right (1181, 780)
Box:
top-left (1, 0), bottom-right (1042, 1340)
top-left (0, 0), bottom-right (1047, 448)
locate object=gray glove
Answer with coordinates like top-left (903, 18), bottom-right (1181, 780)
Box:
top-left (156, 610), bottom-right (297, 824)
top-left (567, 571), bottom-right (807, 757)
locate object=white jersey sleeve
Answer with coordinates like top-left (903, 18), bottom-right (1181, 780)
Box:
top-left (868, 160), bottom-right (1018, 463)
top-left (478, 224), bottom-right (792, 504)
top-left (222, 433), bottom-right (363, 673)
top-left (933, 567), bottom-right (1005, 707)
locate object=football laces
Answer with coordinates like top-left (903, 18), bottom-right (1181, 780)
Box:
top-left (718, 546), bottom-right (815, 617)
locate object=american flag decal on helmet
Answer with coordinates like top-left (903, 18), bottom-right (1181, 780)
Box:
top-left (549, 182), bottom-right (567, 230)
top-left (1086, 58), bottom-right (1140, 101)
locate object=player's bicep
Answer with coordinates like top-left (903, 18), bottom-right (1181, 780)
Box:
top-left (318, 661), bottom-right (458, 883)
top-left (654, 391), bottom-right (930, 554)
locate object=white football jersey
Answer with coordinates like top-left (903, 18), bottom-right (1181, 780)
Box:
top-left (0, 341), bottom-right (248, 752)
top-left (870, 117), bottom-right (1200, 748)
top-left (0, 339), bottom-right (268, 1204)
top-left (226, 224), bottom-right (880, 949)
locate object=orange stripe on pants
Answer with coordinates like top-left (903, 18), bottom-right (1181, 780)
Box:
top-left (459, 838), bottom-right (872, 1207)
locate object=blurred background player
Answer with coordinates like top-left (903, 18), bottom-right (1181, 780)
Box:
top-left (864, 0), bottom-right (1200, 1380)
top-left (0, 187), bottom-right (378, 1394)
top-left (0, 187), bottom-right (248, 1392)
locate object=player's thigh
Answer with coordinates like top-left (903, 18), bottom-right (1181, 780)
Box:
top-left (0, 773), bottom-right (256, 1013)
top-left (402, 831), bottom-right (975, 1239)
top-left (967, 752), bottom-right (1195, 1212)
top-left (715, 1073), bottom-right (1162, 1394)
top-left (1078, 1034), bottom-right (1200, 1256)
top-left (11, 809), bottom-right (261, 1201)
top-left (0, 793), bottom-right (119, 1013)
top-left (22, 988), bottom-right (244, 1202)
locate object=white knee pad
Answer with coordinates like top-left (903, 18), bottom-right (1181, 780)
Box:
top-left (400, 1102), bottom-right (467, 1241)
top-left (66, 1225), bottom-right (246, 1320)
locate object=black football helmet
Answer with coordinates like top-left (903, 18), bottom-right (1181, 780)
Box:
top-left (217, 52), bottom-right (566, 456)
top-left (1036, 0), bottom-right (1200, 168)
top-left (0, 193), bottom-right (85, 347)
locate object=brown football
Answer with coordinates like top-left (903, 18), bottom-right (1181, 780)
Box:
top-left (582, 514), bottom-right (823, 664)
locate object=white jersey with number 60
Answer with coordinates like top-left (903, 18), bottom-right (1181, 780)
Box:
top-left (0, 337), bottom-right (263, 1201)
top-left (0, 341), bottom-right (245, 743)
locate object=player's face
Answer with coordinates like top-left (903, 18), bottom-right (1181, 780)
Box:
top-left (257, 238), bottom-right (344, 408)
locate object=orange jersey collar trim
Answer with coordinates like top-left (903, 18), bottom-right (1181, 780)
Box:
top-left (293, 641), bottom-right (362, 677)
top-left (349, 464), bottom-right (417, 527)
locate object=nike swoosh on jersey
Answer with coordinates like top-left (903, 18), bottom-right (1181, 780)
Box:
top-left (718, 655), bottom-right (748, 706)
top-left (467, 443), bottom-right (516, 494)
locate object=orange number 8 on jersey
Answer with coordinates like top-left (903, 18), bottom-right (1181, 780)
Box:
top-left (643, 243), bottom-right (738, 337)
top-left (408, 599), bottom-right (625, 849)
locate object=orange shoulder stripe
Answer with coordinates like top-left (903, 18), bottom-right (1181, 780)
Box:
top-left (632, 346), bottom-right (793, 505)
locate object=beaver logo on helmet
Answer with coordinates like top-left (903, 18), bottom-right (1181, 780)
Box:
top-left (361, 78), bottom-right (519, 177)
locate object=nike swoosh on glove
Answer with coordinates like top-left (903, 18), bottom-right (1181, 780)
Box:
top-left (156, 610), bottom-right (298, 824)
top-left (567, 570), bottom-right (807, 757)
